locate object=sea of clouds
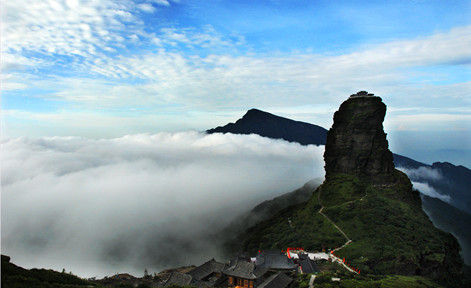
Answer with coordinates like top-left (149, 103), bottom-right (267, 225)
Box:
top-left (397, 166), bottom-right (451, 203)
top-left (1, 132), bottom-right (325, 277)
top-left (2, 131), bottom-right (456, 278)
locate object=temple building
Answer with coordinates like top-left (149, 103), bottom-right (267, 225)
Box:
top-left (255, 250), bottom-right (297, 273)
top-left (223, 258), bottom-right (268, 288)
top-left (223, 252), bottom-right (297, 288)
top-left (188, 258), bottom-right (227, 287)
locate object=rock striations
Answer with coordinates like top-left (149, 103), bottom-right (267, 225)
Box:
top-left (324, 93), bottom-right (395, 184)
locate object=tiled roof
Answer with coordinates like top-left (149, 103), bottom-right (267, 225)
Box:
top-left (223, 258), bottom-right (268, 279)
top-left (189, 259), bottom-right (226, 281)
top-left (164, 272), bottom-right (192, 287)
top-left (255, 251), bottom-right (297, 270)
top-left (258, 272), bottom-right (292, 288)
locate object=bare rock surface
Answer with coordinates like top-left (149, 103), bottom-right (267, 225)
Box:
top-left (324, 93), bottom-right (395, 184)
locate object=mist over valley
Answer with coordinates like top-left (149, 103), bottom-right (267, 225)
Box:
top-left (1, 132), bottom-right (324, 277)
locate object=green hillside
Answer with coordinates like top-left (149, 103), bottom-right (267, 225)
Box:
top-left (234, 170), bottom-right (463, 286)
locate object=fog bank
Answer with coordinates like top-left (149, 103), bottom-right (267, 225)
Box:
top-left (397, 166), bottom-right (450, 202)
top-left (1, 132), bottom-right (324, 277)
top-left (411, 182), bottom-right (451, 203)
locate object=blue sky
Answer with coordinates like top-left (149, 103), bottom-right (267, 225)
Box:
top-left (2, 0), bottom-right (471, 165)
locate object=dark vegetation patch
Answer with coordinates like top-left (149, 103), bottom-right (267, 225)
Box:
top-left (1, 255), bottom-right (97, 288)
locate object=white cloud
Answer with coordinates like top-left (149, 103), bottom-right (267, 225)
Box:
top-left (394, 113), bottom-right (471, 123)
top-left (388, 113), bottom-right (471, 131)
top-left (58, 25), bottom-right (469, 110)
top-left (2, 0), bottom-right (140, 61)
top-left (3, 0), bottom-right (470, 136)
top-left (398, 166), bottom-right (443, 181)
top-left (137, 3), bottom-right (156, 13)
top-left (1, 73), bottom-right (29, 91)
top-left (150, 0), bottom-right (170, 7)
top-left (400, 167), bottom-right (451, 202)
top-left (0, 52), bottom-right (45, 72)
top-left (1, 132), bottom-right (325, 277)
top-left (5, 0), bottom-right (470, 106)
top-left (337, 25), bottom-right (471, 68)
top-left (158, 26), bottom-right (242, 48)
top-left (411, 182), bottom-right (451, 203)
top-left (2, 108), bottom-right (241, 138)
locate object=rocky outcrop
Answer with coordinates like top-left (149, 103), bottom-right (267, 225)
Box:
top-left (324, 92), bottom-right (395, 183)
top-left (231, 92), bottom-right (465, 287)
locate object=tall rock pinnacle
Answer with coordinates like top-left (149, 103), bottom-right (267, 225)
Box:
top-left (324, 91), bottom-right (396, 183)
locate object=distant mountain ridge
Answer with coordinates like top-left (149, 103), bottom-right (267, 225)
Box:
top-left (207, 108), bottom-right (327, 146)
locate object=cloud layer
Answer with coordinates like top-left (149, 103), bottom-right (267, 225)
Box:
top-left (411, 182), bottom-right (451, 203)
top-left (1, 132), bottom-right (324, 277)
top-left (398, 166), bottom-right (442, 182)
top-left (398, 166), bottom-right (450, 202)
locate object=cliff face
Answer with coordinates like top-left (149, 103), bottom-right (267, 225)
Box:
top-left (324, 93), bottom-right (395, 183)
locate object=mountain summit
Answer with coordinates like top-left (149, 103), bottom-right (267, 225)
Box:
top-left (324, 94), bottom-right (395, 183)
top-left (232, 93), bottom-right (464, 287)
top-left (207, 108), bottom-right (327, 146)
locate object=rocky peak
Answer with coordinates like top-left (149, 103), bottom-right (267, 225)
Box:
top-left (206, 108), bottom-right (327, 146)
top-left (324, 92), bottom-right (396, 183)
top-left (244, 108), bottom-right (271, 118)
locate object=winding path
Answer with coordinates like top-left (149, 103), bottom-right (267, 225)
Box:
top-left (315, 187), bottom-right (367, 274)
top-left (317, 188), bottom-right (351, 244)
top-left (308, 275), bottom-right (316, 288)
top-left (318, 205), bottom-right (350, 242)
top-left (289, 187), bottom-right (366, 274)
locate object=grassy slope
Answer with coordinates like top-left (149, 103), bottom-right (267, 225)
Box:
top-left (236, 193), bottom-right (344, 254)
top-left (236, 171), bottom-right (463, 287)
